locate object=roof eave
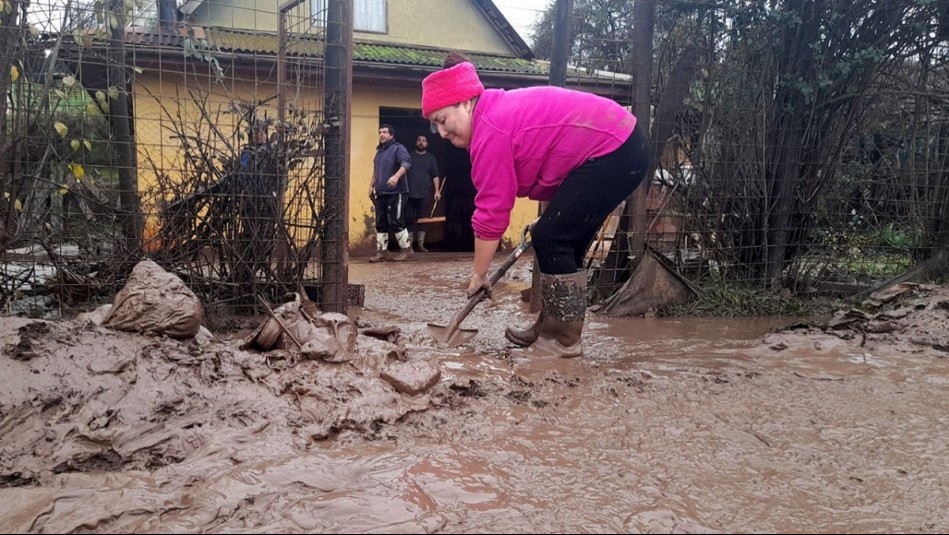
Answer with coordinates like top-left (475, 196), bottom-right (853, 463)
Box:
top-left (473, 0), bottom-right (535, 60)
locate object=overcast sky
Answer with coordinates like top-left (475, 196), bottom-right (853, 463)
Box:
top-left (494, 0), bottom-right (553, 44)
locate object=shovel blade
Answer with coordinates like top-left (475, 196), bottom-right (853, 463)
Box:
top-left (426, 322), bottom-right (479, 347)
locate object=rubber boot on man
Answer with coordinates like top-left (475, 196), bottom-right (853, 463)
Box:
top-left (416, 230), bottom-right (428, 252)
top-left (504, 271), bottom-right (587, 358)
top-left (390, 229), bottom-right (414, 262)
top-left (369, 232), bottom-right (390, 263)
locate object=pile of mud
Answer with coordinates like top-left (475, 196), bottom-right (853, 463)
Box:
top-left (0, 266), bottom-right (946, 533)
top-left (0, 262), bottom-right (450, 492)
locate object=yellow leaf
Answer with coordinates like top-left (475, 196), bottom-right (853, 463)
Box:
top-left (68, 163), bottom-right (85, 179)
top-left (54, 121), bottom-right (68, 138)
top-left (70, 139), bottom-right (80, 151)
top-left (83, 139), bottom-right (92, 151)
top-left (95, 90), bottom-right (106, 103)
top-left (58, 186), bottom-right (69, 196)
top-left (2, 192), bottom-right (22, 210)
top-left (29, 24), bottom-right (39, 39)
top-left (9, 65), bottom-right (18, 82)
top-left (62, 74), bottom-right (76, 87)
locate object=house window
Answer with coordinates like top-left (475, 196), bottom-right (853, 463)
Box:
top-left (312, 0), bottom-right (387, 33)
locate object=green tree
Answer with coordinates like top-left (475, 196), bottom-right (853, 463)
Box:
top-left (532, 0), bottom-right (948, 289)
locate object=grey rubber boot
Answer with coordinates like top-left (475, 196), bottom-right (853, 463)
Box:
top-left (391, 247), bottom-right (413, 261)
top-left (417, 230), bottom-right (428, 252)
top-left (369, 233), bottom-right (390, 262)
top-left (530, 271), bottom-right (587, 358)
top-left (392, 229), bottom-right (414, 261)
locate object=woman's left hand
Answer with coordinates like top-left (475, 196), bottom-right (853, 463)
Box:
top-left (467, 273), bottom-right (491, 298)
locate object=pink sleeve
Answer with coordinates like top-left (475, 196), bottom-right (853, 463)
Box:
top-left (470, 134), bottom-right (518, 241)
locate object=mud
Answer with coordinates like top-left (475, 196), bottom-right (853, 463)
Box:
top-left (0, 254), bottom-right (946, 533)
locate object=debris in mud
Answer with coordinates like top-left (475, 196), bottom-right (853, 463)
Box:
top-left (359, 324), bottom-right (402, 343)
top-left (2, 251), bottom-right (947, 534)
top-left (0, 280), bottom-right (445, 494)
top-left (242, 293), bottom-right (360, 366)
top-left (102, 259), bottom-right (203, 339)
top-left (506, 388), bottom-right (532, 403)
top-left (764, 283), bottom-right (949, 355)
top-left (380, 360), bottom-right (441, 395)
top-left (3, 321), bottom-right (49, 361)
top-left (449, 378), bottom-right (487, 398)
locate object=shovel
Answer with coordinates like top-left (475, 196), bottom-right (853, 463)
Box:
top-left (427, 225), bottom-right (532, 346)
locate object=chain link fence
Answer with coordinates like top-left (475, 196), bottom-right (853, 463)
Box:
top-left (530, 0), bottom-right (949, 312)
top-left (0, 0), bottom-right (342, 324)
top-left (1, 0), bottom-right (946, 322)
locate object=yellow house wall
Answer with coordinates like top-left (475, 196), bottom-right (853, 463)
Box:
top-left (361, 0), bottom-right (511, 54)
top-left (134, 70), bottom-right (313, 247)
top-left (196, 0), bottom-right (512, 55)
top-left (194, 0), bottom-right (308, 32)
top-left (135, 72), bottom-right (538, 251)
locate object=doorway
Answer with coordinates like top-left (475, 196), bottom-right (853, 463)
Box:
top-left (379, 107), bottom-right (475, 251)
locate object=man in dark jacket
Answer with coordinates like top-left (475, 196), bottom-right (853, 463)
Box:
top-left (405, 134), bottom-right (441, 252)
top-left (369, 124), bottom-right (413, 262)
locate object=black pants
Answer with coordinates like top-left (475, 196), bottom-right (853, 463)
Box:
top-left (404, 196), bottom-right (431, 235)
top-left (374, 193), bottom-right (408, 234)
top-left (531, 123), bottom-right (649, 275)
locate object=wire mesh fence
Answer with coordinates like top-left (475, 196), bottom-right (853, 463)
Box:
top-left (0, 0), bottom-right (946, 323)
top-left (1, 0), bottom-right (341, 323)
top-left (530, 0), bottom-right (949, 311)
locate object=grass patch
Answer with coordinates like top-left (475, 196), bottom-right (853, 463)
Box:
top-left (663, 283), bottom-right (815, 317)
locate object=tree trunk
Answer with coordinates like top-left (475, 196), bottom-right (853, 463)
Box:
top-left (763, 0), bottom-right (821, 285)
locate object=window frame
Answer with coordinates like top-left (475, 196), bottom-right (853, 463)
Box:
top-left (311, 0), bottom-right (388, 34)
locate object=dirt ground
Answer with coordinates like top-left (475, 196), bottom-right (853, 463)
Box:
top-left (0, 253), bottom-right (947, 534)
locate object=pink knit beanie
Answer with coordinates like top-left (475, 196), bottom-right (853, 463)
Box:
top-left (421, 62), bottom-right (485, 118)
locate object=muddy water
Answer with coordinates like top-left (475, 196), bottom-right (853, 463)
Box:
top-left (0, 253), bottom-right (946, 533)
top-left (349, 255), bottom-right (947, 533)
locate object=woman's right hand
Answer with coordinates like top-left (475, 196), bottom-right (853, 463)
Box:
top-left (467, 272), bottom-right (492, 299)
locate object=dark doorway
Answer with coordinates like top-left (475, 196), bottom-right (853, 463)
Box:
top-left (379, 107), bottom-right (475, 251)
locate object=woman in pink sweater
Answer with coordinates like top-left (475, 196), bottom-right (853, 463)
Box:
top-left (422, 53), bottom-right (649, 358)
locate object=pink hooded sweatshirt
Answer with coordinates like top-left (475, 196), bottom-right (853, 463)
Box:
top-left (468, 86), bottom-right (637, 241)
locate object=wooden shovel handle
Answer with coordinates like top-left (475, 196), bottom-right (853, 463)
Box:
top-left (430, 177), bottom-right (445, 218)
top-left (442, 225), bottom-right (533, 336)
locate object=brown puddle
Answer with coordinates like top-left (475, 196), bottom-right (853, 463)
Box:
top-left (0, 254), bottom-right (946, 533)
